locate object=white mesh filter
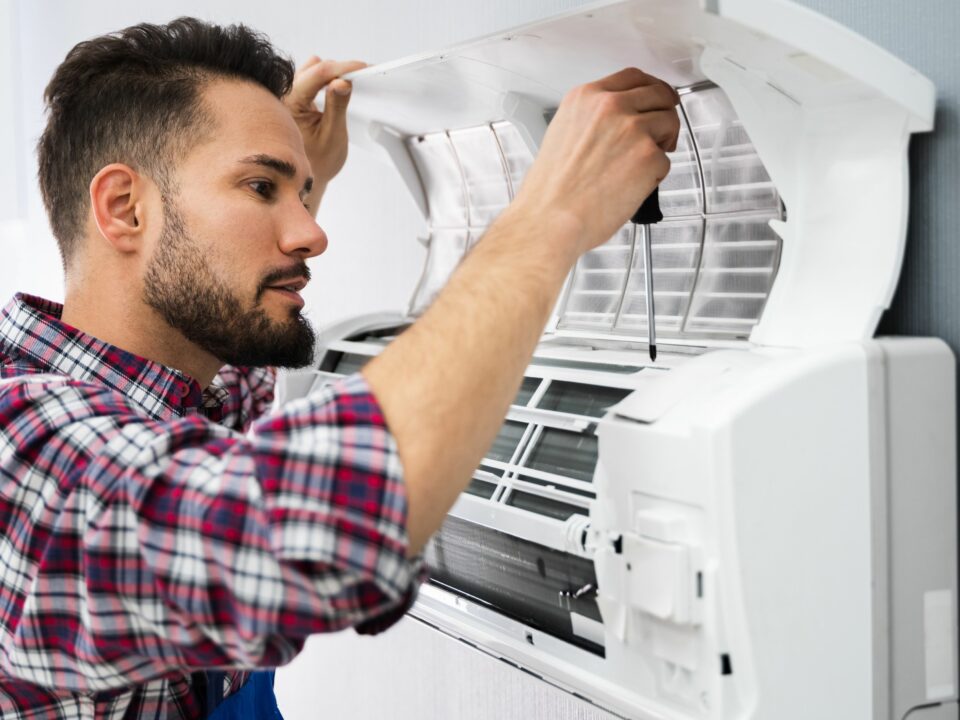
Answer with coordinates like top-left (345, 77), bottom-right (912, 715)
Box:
top-left (559, 225), bottom-right (633, 331)
top-left (408, 133), bottom-right (468, 227)
top-left (659, 119), bottom-right (703, 217)
top-left (407, 123), bottom-right (535, 316)
top-left (617, 219), bottom-right (703, 334)
top-left (448, 126), bottom-right (512, 226)
top-left (491, 121), bottom-right (533, 198)
top-left (409, 229), bottom-right (471, 314)
top-left (684, 213), bottom-right (781, 334)
top-left (680, 87), bottom-right (779, 214)
top-left (405, 86), bottom-right (781, 336)
top-left (557, 84), bottom-right (783, 340)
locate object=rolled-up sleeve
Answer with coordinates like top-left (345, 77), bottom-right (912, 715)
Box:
top-left (0, 373), bottom-right (423, 693)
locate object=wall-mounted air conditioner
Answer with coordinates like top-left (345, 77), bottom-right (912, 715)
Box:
top-left (279, 2), bottom-right (958, 718)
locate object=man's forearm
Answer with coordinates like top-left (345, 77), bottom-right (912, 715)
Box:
top-left (362, 205), bottom-right (579, 554)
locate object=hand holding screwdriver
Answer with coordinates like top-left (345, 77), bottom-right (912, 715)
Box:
top-left (511, 68), bottom-right (680, 259)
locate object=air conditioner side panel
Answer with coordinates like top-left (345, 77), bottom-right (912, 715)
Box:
top-left (596, 346), bottom-right (878, 717)
top-left (879, 338), bottom-right (959, 718)
top-left (719, 345), bottom-right (876, 718)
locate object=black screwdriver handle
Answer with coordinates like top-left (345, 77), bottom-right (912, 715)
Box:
top-left (631, 186), bottom-right (663, 225)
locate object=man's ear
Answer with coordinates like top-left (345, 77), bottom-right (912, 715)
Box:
top-left (89, 163), bottom-right (149, 254)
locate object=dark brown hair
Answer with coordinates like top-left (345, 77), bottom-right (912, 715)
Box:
top-left (38, 17), bottom-right (295, 267)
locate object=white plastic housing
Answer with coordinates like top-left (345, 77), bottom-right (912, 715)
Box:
top-left (280, 2), bottom-right (955, 719)
top-left (339, 0), bottom-right (934, 348)
top-left (286, 330), bottom-right (959, 719)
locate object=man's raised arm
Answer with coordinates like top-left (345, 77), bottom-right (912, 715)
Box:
top-left (361, 68), bottom-right (681, 554)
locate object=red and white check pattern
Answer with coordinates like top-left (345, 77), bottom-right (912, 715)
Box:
top-left (0, 294), bottom-right (420, 719)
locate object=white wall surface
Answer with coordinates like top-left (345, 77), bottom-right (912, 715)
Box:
top-left (2, 0), bottom-right (594, 329)
top-left (278, 619), bottom-right (619, 720)
top-left (0, 2), bottom-right (24, 221)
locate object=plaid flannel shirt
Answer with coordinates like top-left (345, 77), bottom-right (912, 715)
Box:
top-left (0, 293), bottom-right (421, 719)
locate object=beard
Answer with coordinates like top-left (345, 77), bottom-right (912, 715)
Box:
top-left (143, 197), bottom-right (316, 369)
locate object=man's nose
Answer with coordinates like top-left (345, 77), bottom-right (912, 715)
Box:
top-left (278, 208), bottom-right (328, 259)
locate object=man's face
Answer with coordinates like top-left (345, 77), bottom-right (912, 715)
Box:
top-left (142, 78), bottom-right (327, 369)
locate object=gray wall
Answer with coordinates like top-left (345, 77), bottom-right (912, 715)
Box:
top-left (793, 1), bottom-right (960, 358)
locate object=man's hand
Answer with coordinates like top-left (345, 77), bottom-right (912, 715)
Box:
top-left (513, 67), bottom-right (681, 257)
top-left (284, 57), bottom-right (367, 214)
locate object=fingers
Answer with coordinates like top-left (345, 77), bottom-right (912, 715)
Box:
top-left (321, 80), bottom-right (352, 135)
top-left (633, 139), bottom-right (671, 182)
top-left (594, 67), bottom-right (679, 100)
top-left (617, 81), bottom-right (680, 115)
top-left (581, 68), bottom-right (680, 151)
top-left (287, 59), bottom-right (368, 110)
top-left (594, 67), bottom-right (655, 91)
top-left (297, 55), bottom-right (323, 72)
top-left (633, 108), bottom-right (682, 152)
top-left (598, 74), bottom-right (680, 152)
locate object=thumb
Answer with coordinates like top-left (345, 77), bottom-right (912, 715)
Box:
top-left (288, 59), bottom-right (365, 110)
top-left (321, 78), bottom-right (353, 129)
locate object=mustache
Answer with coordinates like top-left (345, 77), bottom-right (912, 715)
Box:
top-left (257, 263), bottom-right (312, 298)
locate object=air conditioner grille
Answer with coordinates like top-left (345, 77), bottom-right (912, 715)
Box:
top-left (538, 380), bottom-right (638, 417)
top-left (505, 490), bottom-right (589, 520)
top-left (427, 516), bottom-right (604, 656)
top-left (525, 428), bottom-right (599, 483)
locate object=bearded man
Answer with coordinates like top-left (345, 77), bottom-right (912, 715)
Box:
top-left (0, 16), bottom-right (679, 719)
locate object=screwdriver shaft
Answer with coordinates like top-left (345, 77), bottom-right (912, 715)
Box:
top-left (640, 224), bottom-right (657, 362)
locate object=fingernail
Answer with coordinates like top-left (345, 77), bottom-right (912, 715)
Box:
top-left (333, 81), bottom-right (352, 96)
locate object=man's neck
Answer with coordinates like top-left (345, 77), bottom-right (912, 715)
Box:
top-left (61, 290), bottom-right (223, 388)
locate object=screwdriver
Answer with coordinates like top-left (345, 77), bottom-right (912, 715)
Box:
top-left (631, 187), bottom-right (662, 362)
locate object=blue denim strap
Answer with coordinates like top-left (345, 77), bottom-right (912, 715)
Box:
top-left (204, 671), bottom-right (283, 720)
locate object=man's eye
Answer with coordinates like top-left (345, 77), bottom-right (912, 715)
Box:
top-left (250, 180), bottom-right (274, 198)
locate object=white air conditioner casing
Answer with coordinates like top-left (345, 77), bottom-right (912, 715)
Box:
top-left (279, 2), bottom-right (958, 718)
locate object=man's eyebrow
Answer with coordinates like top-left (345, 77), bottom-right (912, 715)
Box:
top-left (238, 154), bottom-right (313, 194)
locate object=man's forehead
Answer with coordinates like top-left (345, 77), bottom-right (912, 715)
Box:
top-left (194, 78), bottom-right (310, 178)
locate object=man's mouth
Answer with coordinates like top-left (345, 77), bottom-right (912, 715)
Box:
top-left (264, 277), bottom-right (308, 306)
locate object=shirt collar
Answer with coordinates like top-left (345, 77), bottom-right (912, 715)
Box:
top-left (0, 293), bottom-right (230, 421)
